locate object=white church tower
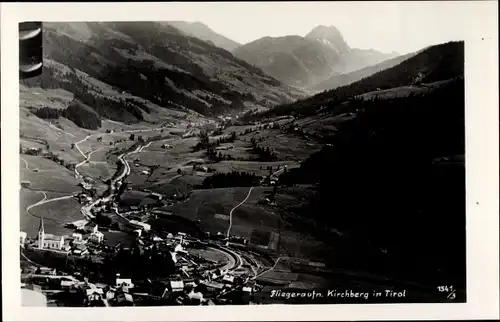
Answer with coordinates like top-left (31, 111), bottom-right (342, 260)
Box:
top-left (38, 217), bottom-right (45, 249)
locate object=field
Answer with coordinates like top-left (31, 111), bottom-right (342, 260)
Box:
top-left (20, 189), bottom-right (82, 237)
top-left (357, 80), bottom-right (453, 101)
top-left (245, 130), bottom-right (321, 161)
top-left (77, 162), bottom-right (117, 181)
top-left (159, 186), bottom-right (329, 258)
top-left (20, 155), bottom-right (80, 193)
top-left (131, 136), bottom-right (205, 168)
top-left (20, 189), bottom-right (47, 237)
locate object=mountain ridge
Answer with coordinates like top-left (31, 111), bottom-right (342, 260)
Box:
top-left (244, 40), bottom-right (464, 120)
top-left (163, 21), bottom-right (241, 52)
top-left (21, 22), bottom-right (304, 128)
top-left (233, 25), bottom-right (398, 88)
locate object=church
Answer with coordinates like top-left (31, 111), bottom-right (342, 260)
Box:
top-left (36, 217), bottom-right (65, 251)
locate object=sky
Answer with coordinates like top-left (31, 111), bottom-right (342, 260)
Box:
top-left (157, 1), bottom-right (483, 54)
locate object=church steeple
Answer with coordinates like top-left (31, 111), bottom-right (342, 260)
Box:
top-left (38, 217), bottom-right (45, 249)
top-left (38, 216), bottom-right (44, 233)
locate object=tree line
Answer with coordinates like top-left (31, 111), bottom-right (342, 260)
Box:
top-left (200, 171), bottom-right (259, 189)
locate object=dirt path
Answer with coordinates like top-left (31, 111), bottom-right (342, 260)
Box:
top-left (21, 157), bottom-right (30, 170)
top-left (252, 256), bottom-right (289, 280)
top-left (226, 187), bottom-right (254, 240)
top-left (25, 191), bottom-right (77, 224)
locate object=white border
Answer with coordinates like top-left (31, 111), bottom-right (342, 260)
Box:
top-left (2, 2), bottom-right (499, 321)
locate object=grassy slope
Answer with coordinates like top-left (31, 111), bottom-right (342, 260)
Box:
top-left (34, 22), bottom-right (302, 121)
top-left (311, 51), bottom-right (417, 92)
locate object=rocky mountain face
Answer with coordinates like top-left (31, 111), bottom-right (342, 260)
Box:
top-left (233, 25), bottom-right (398, 88)
top-left (21, 22), bottom-right (303, 126)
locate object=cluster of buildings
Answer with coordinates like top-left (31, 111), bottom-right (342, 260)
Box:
top-left (20, 217), bottom-right (104, 257)
top-left (21, 223), bottom-right (262, 306)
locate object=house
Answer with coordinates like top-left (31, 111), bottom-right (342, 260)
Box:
top-left (169, 280), bottom-right (184, 293)
top-left (88, 231), bottom-right (104, 244)
top-left (187, 289), bottom-right (204, 305)
top-left (86, 223), bottom-right (99, 234)
top-left (115, 291), bottom-right (134, 306)
top-left (20, 231), bottom-right (27, 246)
top-left (61, 280), bottom-right (77, 290)
top-left (72, 233), bottom-right (83, 241)
top-left (116, 277), bottom-right (134, 289)
top-left (183, 278), bottom-right (196, 288)
top-left (79, 182), bottom-right (92, 190)
top-left (72, 243), bottom-right (88, 256)
top-left (105, 288), bottom-right (116, 301)
top-left (222, 275), bottom-right (235, 285)
top-left (175, 232), bottom-right (187, 244)
top-left (161, 144), bottom-right (173, 149)
top-left (202, 280), bottom-right (224, 291)
top-left (86, 288), bottom-right (105, 306)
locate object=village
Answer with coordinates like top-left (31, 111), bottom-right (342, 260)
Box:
top-left (19, 168), bottom-right (281, 307)
top-left (20, 210), bottom-right (263, 306)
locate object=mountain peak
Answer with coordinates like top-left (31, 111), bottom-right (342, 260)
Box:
top-left (307, 25), bottom-right (342, 36)
top-left (305, 25), bottom-right (350, 54)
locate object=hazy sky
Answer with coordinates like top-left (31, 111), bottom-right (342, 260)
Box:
top-left (159, 1), bottom-right (483, 54)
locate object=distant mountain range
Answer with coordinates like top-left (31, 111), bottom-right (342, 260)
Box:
top-left (21, 22), bottom-right (303, 126)
top-left (163, 21), bottom-right (241, 52)
top-left (312, 51), bottom-right (418, 92)
top-left (233, 25), bottom-right (399, 88)
top-left (250, 41), bottom-right (464, 120)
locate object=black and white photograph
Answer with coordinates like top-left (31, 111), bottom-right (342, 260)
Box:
top-left (1, 1), bottom-right (499, 320)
